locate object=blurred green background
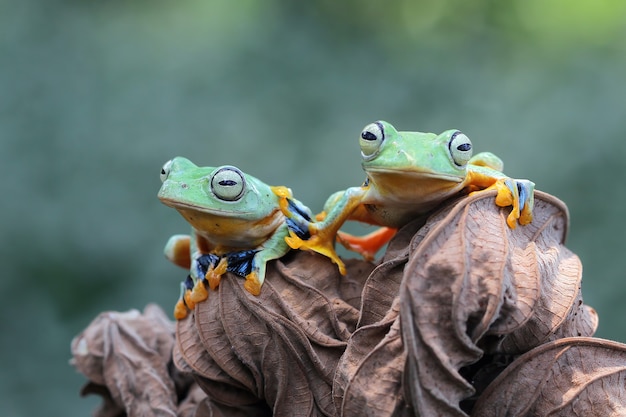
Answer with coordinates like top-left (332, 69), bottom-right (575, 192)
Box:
top-left (2, 0), bottom-right (626, 415)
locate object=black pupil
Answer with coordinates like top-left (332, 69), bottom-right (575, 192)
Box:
top-left (361, 131), bottom-right (378, 141)
top-left (161, 168), bottom-right (166, 175)
top-left (219, 179), bottom-right (238, 186)
top-left (457, 143), bottom-right (471, 152)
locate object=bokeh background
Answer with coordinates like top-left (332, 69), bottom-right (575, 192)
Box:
top-left (2, 0), bottom-right (626, 415)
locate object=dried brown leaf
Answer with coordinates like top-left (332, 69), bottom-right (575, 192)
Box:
top-left (330, 191), bottom-right (598, 416)
top-left (471, 337), bottom-right (626, 416)
top-left (71, 304), bottom-right (183, 417)
top-left (399, 191), bottom-right (597, 416)
top-left (174, 251), bottom-right (374, 417)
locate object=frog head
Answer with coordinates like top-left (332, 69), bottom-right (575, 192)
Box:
top-left (158, 157), bottom-right (283, 248)
top-left (358, 120), bottom-right (473, 206)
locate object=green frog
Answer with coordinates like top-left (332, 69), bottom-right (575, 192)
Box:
top-left (284, 120), bottom-right (534, 271)
top-left (158, 157), bottom-right (313, 319)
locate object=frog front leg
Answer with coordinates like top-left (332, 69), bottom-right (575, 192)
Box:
top-left (274, 186), bottom-right (351, 274)
top-left (465, 163), bottom-right (535, 229)
top-left (283, 186), bottom-right (369, 275)
top-left (468, 151), bottom-right (504, 172)
top-left (241, 225), bottom-right (292, 295)
top-left (492, 178), bottom-right (535, 228)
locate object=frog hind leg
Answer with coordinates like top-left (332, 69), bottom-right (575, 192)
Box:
top-left (164, 234), bottom-right (192, 269)
top-left (337, 227), bottom-right (397, 261)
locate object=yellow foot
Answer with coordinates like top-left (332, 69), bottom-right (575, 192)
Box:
top-left (285, 229), bottom-right (346, 275)
top-left (243, 272), bottom-right (262, 295)
top-left (519, 203), bottom-right (533, 225)
top-left (270, 185), bottom-right (292, 199)
top-left (206, 257), bottom-right (228, 290)
top-left (492, 179), bottom-right (515, 207)
top-left (485, 179), bottom-right (521, 229)
top-left (183, 289), bottom-right (196, 310)
top-left (271, 186), bottom-right (293, 216)
top-left (173, 298), bottom-right (188, 320)
top-left (190, 280), bottom-right (209, 303)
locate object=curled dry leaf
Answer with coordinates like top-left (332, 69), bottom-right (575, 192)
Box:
top-left (471, 337), bottom-right (626, 416)
top-left (71, 304), bottom-right (196, 417)
top-left (333, 191), bottom-right (599, 417)
top-left (174, 251), bottom-right (375, 417)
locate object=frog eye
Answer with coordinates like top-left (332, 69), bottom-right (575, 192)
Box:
top-left (210, 166), bottom-right (245, 201)
top-left (448, 131), bottom-right (473, 166)
top-left (160, 159), bottom-right (173, 182)
top-left (359, 121), bottom-right (385, 160)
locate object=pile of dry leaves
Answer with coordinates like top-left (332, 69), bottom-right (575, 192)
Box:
top-left (71, 191), bottom-right (626, 416)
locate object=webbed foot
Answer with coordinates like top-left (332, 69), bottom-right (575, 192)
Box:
top-left (205, 257), bottom-right (228, 290)
top-left (336, 227), bottom-right (397, 261)
top-left (183, 289), bottom-right (196, 310)
top-left (271, 186), bottom-right (293, 216)
top-left (491, 178), bottom-right (535, 228)
top-left (285, 228), bottom-right (346, 275)
top-left (174, 277), bottom-right (195, 320)
top-left (174, 299), bottom-right (188, 320)
top-left (243, 271), bottom-right (262, 295)
top-left (190, 279), bottom-right (209, 303)
top-left (188, 257), bottom-right (228, 303)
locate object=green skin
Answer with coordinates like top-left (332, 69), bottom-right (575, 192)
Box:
top-left (284, 121), bottom-right (534, 270)
top-left (158, 157), bottom-right (310, 297)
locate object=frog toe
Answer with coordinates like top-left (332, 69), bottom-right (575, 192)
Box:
top-left (205, 257), bottom-right (228, 290)
top-left (493, 178), bottom-right (535, 228)
top-left (493, 178), bottom-right (516, 208)
top-left (243, 272), bottom-right (262, 295)
top-left (286, 230), bottom-right (346, 275)
top-left (285, 229), bottom-right (306, 250)
top-left (173, 298), bottom-right (189, 320)
top-left (174, 278), bottom-right (194, 320)
top-left (189, 279), bottom-right (209, 303)
top-left (517, 180), bottom-right (535, 225)
top-left (183, 289), bottom-right (196, 310)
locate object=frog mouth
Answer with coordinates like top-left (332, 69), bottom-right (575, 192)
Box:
top-left (158, 198), bottom-right (257, 217)
top-left (365, 167), bottom-right (464, 183)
